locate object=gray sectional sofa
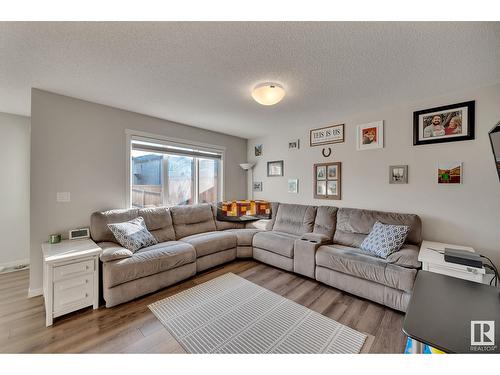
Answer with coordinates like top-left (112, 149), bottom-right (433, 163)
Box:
top-left (90, 202), bottom-right (421, 311)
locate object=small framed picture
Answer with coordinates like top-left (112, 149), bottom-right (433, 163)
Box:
top-left (267, 160), bottom-right (284, 177)
top-left (316, 180), bottom-right (326, 196)
top-left (253, 181), bottom-right (263, 191)
top-left (389, 165), bottom-right (408, 184)
top-left (316, 165), bottom-right (326, 180)
top-left (413, 101), bottom-right (475, 146)
top-left (314, 162), bottom-right (341, 200)
top-left (288, 179), bottom-right (299, 193)
top-left (288, 139), bottom-right (300, 150)
top-left (255, 144), bottom-right (263, 157)
top-left (438, 162), bottom-right (463, 184)
top-left (310, 124), bottom-right (345, 147)
top-left (327, 164), bottom-right (338, 179)
top-left (356, 121), bottom-right (384, 151)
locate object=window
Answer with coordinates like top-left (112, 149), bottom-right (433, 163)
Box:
top-left (129, 137), bottom-right (222, 208)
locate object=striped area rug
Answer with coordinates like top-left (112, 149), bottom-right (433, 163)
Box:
top-left (149, 273), bottom-right (367, 353)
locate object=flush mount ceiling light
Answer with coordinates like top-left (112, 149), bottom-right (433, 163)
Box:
top-left (251, 82), bottom-right (285, 106)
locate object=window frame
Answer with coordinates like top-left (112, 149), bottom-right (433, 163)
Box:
top-left (126, 129), bottom-right (225, 208)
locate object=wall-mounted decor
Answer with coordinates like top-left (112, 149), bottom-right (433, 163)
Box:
top-left (253, 181), bottom-right (263, 191)
top-left (413, 101), bottom-right (475, 146)
top-left (321, 147), bottom-right (332, 158)
top-left (267, 160), bottom-right (284, 177)
top-left (254, 144), bottom-right (263, 156)
top-left (288, 179), bottom-right (299, 194)
top-left (437, 162), bottom-right (462, 184)
top-left (310, 124), bottom-right (345, 147)
top-left (288, 139), bottom-right (300, 150)
top-left (356, 121), bottom-right (384, 151)
top-left (389, 165), bottom-right (408, 184)
top-left (314, 162), bottom-right (341, 200)
top-left (488, 121), bottom-right (500, 182)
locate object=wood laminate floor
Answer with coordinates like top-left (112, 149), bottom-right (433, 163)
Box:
top-left (0, 260), bottom-right (407, 353)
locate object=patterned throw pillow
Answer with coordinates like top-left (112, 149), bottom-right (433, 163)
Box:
top-left (107, 217), bottom-right (158, 252)
top-left (360, 221), bottom-right (410, 259)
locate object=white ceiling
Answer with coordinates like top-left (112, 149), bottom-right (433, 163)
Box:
top-left (1, 22), bottom-right (499, 139)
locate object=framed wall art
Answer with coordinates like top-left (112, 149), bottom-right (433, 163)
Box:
top-left (254, 144), bottom-right (263, 156)
top-left (389, 165), bottom-right (408, 184)
top-left (288, 179), bottom-right (298, 193)
top-left (288, 139), bottom-right (300, 150)
top-left (253, 181), bottom-right (263, 191)
top-left (313, 162), bottom-right (341, 199)
top-left (437, 162), bottom-right (463, 184)
top-left (356, 121), bottom-right (384, 151)
top-left (267, 160), bottom-right (284, 177)
top-left (310, 124), bottom-right (345, 147)
top-left (413, 101), bottom-right (475, 146)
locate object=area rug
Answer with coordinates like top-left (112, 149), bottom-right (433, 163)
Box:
top-left (148, 273), bottom-right (367, 353)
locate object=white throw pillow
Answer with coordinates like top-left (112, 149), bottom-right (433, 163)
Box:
top-left (360, 221), bottom-right (410, 259)
top-left (107, 216), bottom-right (158, 252)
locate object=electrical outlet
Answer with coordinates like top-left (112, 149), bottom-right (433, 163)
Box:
top-left (56, 192), bottom-right (71, 202)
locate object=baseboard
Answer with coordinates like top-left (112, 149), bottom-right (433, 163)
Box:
top-left (28, 287), bottom-right (43, 298)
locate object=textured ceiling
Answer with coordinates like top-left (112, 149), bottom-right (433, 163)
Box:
top-left (1, 22), bottom-right (499, 138)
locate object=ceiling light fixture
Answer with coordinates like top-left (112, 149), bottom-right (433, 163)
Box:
top-left (251, 82), bottom-right (285, 106)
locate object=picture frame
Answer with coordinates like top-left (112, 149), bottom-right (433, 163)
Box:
top-left (310, 124), bottom-right (345, 147)
top-left (389, 165), bottom-right (408, 184)
top-left (252, 181), bottom-right (263, 191)
top-left (254, 144), bottom-right (263, 156)
top-left (437, 162), bottom-right (463, 184)
top-left (288, 179), bottom-right (299, 194)
top-left (356, 121), bottom-right (384, 151)
top-left (413, 101), bottom-right (475, 146)
top-left (313, 162), bottom-right (341, 200)
top-left (288, 139), bottom-right (300, 150)
top-left (267, 160), bottom-right (284, 177)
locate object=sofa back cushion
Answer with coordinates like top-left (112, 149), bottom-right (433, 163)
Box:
top-left (334, 207), bottom-right (422, 247)
top-left (272, 203), bottom-right (317, 236)
top-left (138, 207), bottom-right (176, 242)
top-left (170, 204), bottom-right (217, 239)
top-left (91, 208), bottom-right (139, 243)
top-left (314, 206), bottom-right (338, 238)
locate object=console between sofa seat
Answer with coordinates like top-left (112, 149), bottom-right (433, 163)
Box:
top-left (315, 244), bottom-right (419, 293)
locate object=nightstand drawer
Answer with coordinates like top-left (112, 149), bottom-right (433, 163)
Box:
top-left (53, 274), bottom-right (94, 313)
top-left (53, 259), bottom-right (94, 281)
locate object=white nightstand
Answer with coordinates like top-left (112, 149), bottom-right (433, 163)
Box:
top-left (419, 240), bottom-right (485, 283)
top-left (42, 239), bottom-right (102, 326)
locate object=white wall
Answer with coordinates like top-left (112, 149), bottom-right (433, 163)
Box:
top-left (30, 89), bottom-right (248, 294)
top-left (248, 83), bottom-right (500, 267)
top-left (0, 112), bottom-right (30, 268)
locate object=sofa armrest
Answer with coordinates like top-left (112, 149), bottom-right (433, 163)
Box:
top-left (300, 233), bottom-right (332, 245)
top-left (386, 244), bottom-right (421, 269)
top-left (99, 242), bottom-right (133, 262)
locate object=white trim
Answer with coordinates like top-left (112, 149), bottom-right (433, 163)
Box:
top-left (125, 129), bottom-right (225, 207)
top-left (28, 287), bottom-right (43, 298)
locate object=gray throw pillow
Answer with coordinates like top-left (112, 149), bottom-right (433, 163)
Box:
top-left (360, 221), bottom-right (410, 259)
top-left (107, 217), bottom-right (158, 252)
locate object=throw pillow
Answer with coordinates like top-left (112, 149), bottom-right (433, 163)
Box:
top-left (107, 217), bottom-right (158, 252)
top-left (360, 221), bottom-right (410, 259)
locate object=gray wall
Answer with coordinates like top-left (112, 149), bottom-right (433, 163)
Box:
top-left (0, 112), bottom-right (30, 267)
top-left (30, 89), bottom-right (248, 294)
top-left (248, 83), bottom-right (500, 267)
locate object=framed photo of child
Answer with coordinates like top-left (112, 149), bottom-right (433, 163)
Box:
top-left (413, 101), bottom-right (475, 146)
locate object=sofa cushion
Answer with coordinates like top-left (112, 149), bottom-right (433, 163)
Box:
top-left (252, 231), bottom-right (299, 258)
top-left (313, 206), bottom-right (338, 238)
top-left (138, 207), bottom-right (176, 242)
top-left (334, 207), bottom-right (422, 247)
top-left (224, 228), bottom-right (262, 246)
top-left (103, 241), bottom-right (196, 288)
top-left (107, 217), bottom-right (158, 252)
top-left (170, 204), bottom-right (217, 239)
top-left (360, 221), bottom-right (410, 259)
top-left (315, 244), bottom-right (417, 292)
top-left (386, 244), bottom-right (421, 268)
top-left (180, 231), bottom-right (237, 257)
top-left (91, 208), bottom-right (139, 243)
top-left (272, 203), bottom-right (317, 236)
top-left (99, 242), bottom-right (133, 262)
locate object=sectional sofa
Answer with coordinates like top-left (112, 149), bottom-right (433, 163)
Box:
top-left (90, 202), bottom-right (422, 312)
